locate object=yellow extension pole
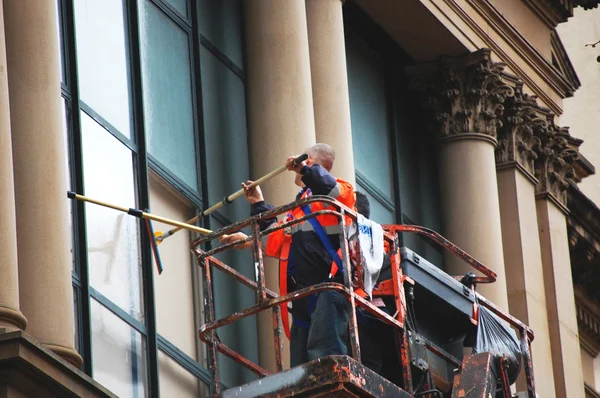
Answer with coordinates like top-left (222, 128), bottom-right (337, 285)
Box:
top-left (155, 153), bottom-right (308, 243)
top-left (67, 191), bottom-right (213, 236)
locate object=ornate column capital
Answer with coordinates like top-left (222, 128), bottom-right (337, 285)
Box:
top-left (533, 113), bottom-right (579, 209)
top-left (406, 48), bottom-right (514, 145)
top-left (495, 80), bottom-right (544, 181)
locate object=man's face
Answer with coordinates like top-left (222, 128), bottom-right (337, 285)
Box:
top-left (294, 157), bottom-right (313, 187)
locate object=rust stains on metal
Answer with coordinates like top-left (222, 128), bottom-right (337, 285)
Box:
top-left (219, 356), bottom-right (410, 398)
top-left (450, 353), bottom-right (496, 398)
top-left (191, 197), bottom-right (536, 396)
top-left (383, 224), bottom-right (498, 284)
top-left (520, 329), bottom-right (537, 398)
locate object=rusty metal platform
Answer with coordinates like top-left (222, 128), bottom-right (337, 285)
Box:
top-left (192, 196), bottom-right (536, 397)
top-left (218, 355), bottom-right (410, 398)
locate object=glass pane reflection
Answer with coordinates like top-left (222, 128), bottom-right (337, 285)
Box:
top-left (197, 0), bottom-right (243, 68)
top-left (139, 0), bottom-right (197, 191)
top-left (62, 99), bottom-right (76, 273)
top-left (81, 112), bottom-right (143, 320)
top-left (347, 37), bottom-right (393, 199)
top-left (165, 0), bottom-right (187, 17)
top-left (201, 47), bottom-right (249, 224)
top-left (91, 299), bottom-right (147, 398)
top-left (75, 0), bottom-right (131, 137)
top-left (356, 184), bottom-right (395, 225)
top-left (56, 0), bottom-right (65, 84)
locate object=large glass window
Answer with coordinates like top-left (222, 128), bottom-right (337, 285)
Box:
top-left (59, 0), bottom-right (256, 396)
top-left (139, 0), bottom-right (197, 192)
top-left (91, 299), bottom-right (147, 398)
top-left (165, 0), bottom-right (187, 17)
top-left (347, 35), bottom-right (395, 224)
top-left (82, 113), bottom-right (143, 319)
top-left (199, 26), bottom-right (258, 387)
top-left (75, 0), bottom-right (132, 137)
top-left (345, 7), bottom-right (443, 267)
top-left (197, 0), bottom-right (244, 69)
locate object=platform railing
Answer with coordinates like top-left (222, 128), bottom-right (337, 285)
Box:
top-left (190, 196), bottom-right (536, 397)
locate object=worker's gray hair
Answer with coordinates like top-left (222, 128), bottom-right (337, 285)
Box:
top-left (306, 143), bottom-right (335, 171)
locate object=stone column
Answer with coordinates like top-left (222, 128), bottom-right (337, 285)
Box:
top-left (244, 0), bottom-right (316, 371)
top-left (495, 82), bottom-right (555, 395)
top-left (407, 49), bottom-right (510, 310)
top-left (305, 0), bottom-right (355, 186)
top-left (4, 1), bottom-right (81, 367)
top-left (0, 0), bottom-right (27, 333)
top-left (533, 117), bottom-right (585, 397)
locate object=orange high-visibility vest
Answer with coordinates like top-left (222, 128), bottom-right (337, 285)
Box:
top-left (272, 181), bottom-right (355, 340)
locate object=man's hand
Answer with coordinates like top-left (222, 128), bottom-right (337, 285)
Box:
top-left (220, 232), bottom-right (253, 250)
top-left (286, 155), bottom-right (307, 173)
top-left (242, 180), bottom-right (264, 204)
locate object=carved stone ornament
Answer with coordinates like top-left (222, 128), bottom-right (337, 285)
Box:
top-left (406, 49), bottom-right (514, 143)
top-left (533, 114), bottom-right (579, 206)
top-left (495, 81), bottom-right (543, 177)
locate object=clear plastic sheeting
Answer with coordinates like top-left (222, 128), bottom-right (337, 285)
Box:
top-left (473, 306), bottom-right (522, 384)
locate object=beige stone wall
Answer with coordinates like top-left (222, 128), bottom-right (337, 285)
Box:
top-left (582, 347), bottom-right (597, 389)
top-left (596, 355), bottom-right (600, 389)
top-left (537, 199), bottom-right (585, 397)
top-left (488, 0), bottom-right (552, 58)
top-left (497, 168), bottom-right (555, 396)
top-left (149, 175), bottom-right (198, 359)
top-left (557, 8), bottom-right (600, 204)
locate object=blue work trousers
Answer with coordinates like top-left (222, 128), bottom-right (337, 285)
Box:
top-left (289, 290), bottom-right (349, 367)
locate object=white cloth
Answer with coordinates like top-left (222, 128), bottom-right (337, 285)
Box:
top-left (356, 214), bottom-right (384, 299)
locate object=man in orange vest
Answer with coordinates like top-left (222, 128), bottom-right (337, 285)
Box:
top-left (220, 143), bottom-right (355, 367)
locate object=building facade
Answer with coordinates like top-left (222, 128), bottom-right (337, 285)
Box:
top-left (0, 0), bottom-right (598, 397)
top-left (558, 6), bottom-right (600, 397)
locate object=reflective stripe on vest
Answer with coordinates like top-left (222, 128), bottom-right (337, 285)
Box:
top-left (279, 234), bottom-right (293, 340)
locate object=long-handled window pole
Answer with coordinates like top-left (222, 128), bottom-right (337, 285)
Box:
top-left (154, 153), bottom-right (308, 243)
top-left (67, 153), bottom-right (308, 273)
top-left (66, 191), bottom-right (212, 275)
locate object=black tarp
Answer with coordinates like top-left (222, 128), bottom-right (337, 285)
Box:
top-left (473, 306), bottom-right (522, 384)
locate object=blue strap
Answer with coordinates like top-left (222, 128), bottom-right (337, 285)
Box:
top-left (293, 317), bottom-right (311, 328)
top-left (301, 204), bottom-right (344, 275)
top-left (291, 189), bottom-right (343, 329)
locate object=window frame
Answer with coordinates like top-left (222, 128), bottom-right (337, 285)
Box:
top-left (58, 0), bottom-right (246, 395)
top-left (343, 2), bottom-right (444, 255)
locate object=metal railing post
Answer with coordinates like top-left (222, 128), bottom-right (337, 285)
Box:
top-left (201, 257), bottom-right (221, 394)
top-left (338, 209), bottom-right (361, 362)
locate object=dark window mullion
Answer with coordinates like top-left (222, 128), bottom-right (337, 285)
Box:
top-left (385, 59), bottom-right (404, 226)
top-left (355, 171), bottom-right (396, 212)
top-left (62, 0), bottom-right (93, 376)
top-left (148, 0), bottom-right (191, 32)
top-left (157, 335), bottom-right (212, 385)
top-left (58, 0), bottom-right (70, 87)
top-left (61, 86), bottom-right (72, 101)
top-left (79, 101), bottom-right (137, 152)
top-left (190, 0), bottom-right (212, 374)
top-left (187, 5), bottom-right (203, 202)
top-left (199, 35), bottom-right (244, 81)
top-left (90, 287), bottom-right (148, 335)
top-left (147, 157), bottom-right (203, 206)
top-left (126, 0), bottom-right (160, 396)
